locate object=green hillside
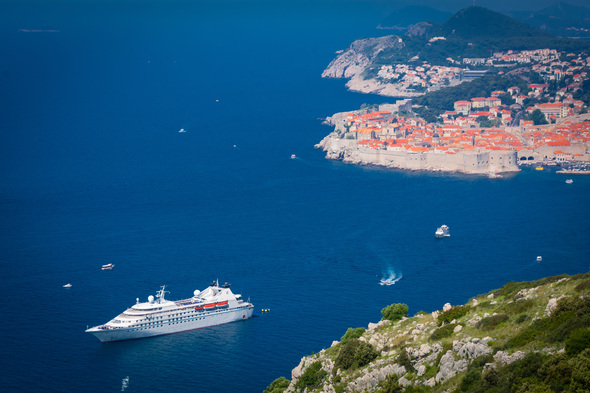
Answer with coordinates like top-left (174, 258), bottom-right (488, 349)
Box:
top-left (435, 7), bottom-right (589, 54)
top-left (265, 271), bottom-right (590, 393)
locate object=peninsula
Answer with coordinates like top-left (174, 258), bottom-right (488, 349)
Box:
top-left (315, 102), bottom-right (590, 176)
top-left (317, 6), bottom-right (590, 175)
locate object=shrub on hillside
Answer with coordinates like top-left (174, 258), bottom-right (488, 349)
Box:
top-left (263, 377), bottom-right (290, 393)
top-left (568, 348), bottom-right (590, 392)
top-left (565, 328), bottom-right (590, 356)
top-left (334, 338), bottom-right (379, 371)
top-left (340, 327), bottom-right (365, 345)
top-left (514, 314), bottom-right (529, 324)
top-left (429, 324), bottom-right (457, 341)
top-left (575, 279), bottom-right (590, 292)
top-left (396, 348), bottom-right (416, 373)
top-left (381, 303), bottom-right (409, 322)
top-left (499, 299), bottom-right (534, 315)
top-left (294, 361), bottom-right (326, 391)
top-left (477, 314), bottom-right (509, 331)
top-left (437, 305), bottom-right (470, 326)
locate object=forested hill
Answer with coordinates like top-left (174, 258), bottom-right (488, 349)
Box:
top-left (378, 6), bottom-right (452, 30)
top-left (438, 6), bottom-right (550, 41)
top-left (434, 6), bottom-right (589, 52)
top-left (509, 1), bottom-right (590, 38)
top-left (372, 6), bottom-right (590, 67)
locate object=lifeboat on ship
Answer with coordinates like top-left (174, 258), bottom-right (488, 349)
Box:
top-left (216, 300), bottom-right (229, 308)
top-left (203, 303), bottom-right (216, 310)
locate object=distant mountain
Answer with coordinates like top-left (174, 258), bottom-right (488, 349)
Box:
top-left (508, 1), bottom-right (590, 38)
top-left (414, 6), bottom-right (590, 62)
top-left (378, 5), bottom-right (451, 30)
top-left (438, 6), bottom-right (548, 40)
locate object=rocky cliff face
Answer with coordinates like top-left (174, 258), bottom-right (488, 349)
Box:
top-left (267, 273), bottom-right (590, 393)
top-left (321, 36), bottom-right (416, 97)
top-left (322, 35), bottom-right (403, 79)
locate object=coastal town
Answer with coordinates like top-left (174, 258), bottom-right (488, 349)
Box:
top-left (317, 48), bottom-right (590, 175)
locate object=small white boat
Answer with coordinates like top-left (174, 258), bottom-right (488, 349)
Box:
top-left (435, 225), bottom-right (450, 238)
top-left (291, 154), bottom-right (296, 159)
top-left (102, 263), bottom-right (115, 270)
top-left (566, 179), bottom-right (573, 184)
top-left (63, 283), bottom-right (72, 288)
top-left (178, 128), bottom-right (186, 133)
top-left (536, 256), bottom-right (542, 262)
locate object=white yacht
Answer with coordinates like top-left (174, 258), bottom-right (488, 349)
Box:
top-left (566, 179), bottom-right (573, 184)
top-left (435, 225), bottom-right (450, 238)
top-left (102, 263), bottom-right (114, 270)
top-left (86, 281), bottom-right (254, 342)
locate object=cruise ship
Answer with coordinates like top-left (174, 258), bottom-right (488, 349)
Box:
top-left (86, 281), bottom-right (254, 342)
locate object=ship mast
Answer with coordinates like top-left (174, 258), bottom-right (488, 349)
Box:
top-left (157, 285), bottom-right (168, 303)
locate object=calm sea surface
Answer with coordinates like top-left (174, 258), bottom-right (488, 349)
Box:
top-left (1, 1), bottom-right (589, 392)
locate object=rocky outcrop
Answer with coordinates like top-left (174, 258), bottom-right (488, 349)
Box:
top-left (493, 350), bottom-right (526, 366)
top-left (322, 36), bottom-right (403, 79)
top-left (321, 36), bottom-right (421, 97)
top-left (344, 78), bottom-right (422, 97)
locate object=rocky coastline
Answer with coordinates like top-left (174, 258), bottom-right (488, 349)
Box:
top-left (266, 273), bottom-right (590, 393)
top-left (321, 35), bottom-right (421, 98)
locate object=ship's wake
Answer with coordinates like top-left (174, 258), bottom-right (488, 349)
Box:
top-left (380, 267), bottom-right (402, 286)
top-left (121, 376), bottom-right (129, 392)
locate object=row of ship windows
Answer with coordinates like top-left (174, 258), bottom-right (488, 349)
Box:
top-left (138, 308), bottom-right (232, 324)
top-left (131, 306), bottom-right (251, 326)
top-left (130, 317), bottom-right (210, 330)
top-left (133, 310), bottom-right (233, 327)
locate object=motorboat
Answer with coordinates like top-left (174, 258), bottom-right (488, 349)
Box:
top-left (435, 225), bottom-right (450, 238)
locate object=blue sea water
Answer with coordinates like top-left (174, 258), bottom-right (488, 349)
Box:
top-left (1, 1), bottom-right (589, 392)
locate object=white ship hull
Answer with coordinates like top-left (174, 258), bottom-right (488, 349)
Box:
top-left (88, 306), bottom-right (253, 342)
top-left (86, 282), bottom-right (254, 343)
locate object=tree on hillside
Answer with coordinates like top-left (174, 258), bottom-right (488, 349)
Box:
top-left (381, 303), bottom-right (409, 322)
top-left (530, 109), bottom-right (548, 125)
